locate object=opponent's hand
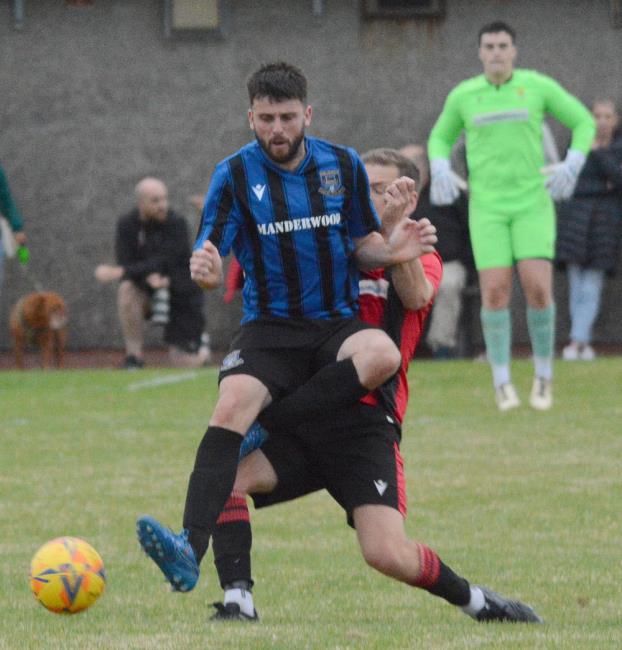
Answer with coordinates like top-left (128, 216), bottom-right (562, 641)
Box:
top-left (382, 176), bottom-right (417, 231)
top-left (386, 216), bottom-right (437, 265)
top-left (541, 149), bottom-right (586, 201)
top-left (190, 240), bottom-right (223, 289)
top-left (414, 217), bottom-right (438, 253)
top-left (430, 159), bottom-right (465, 206)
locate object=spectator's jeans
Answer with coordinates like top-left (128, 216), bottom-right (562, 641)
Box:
top-left (426, 260), bottom-right (467, 351)
top-left (568, 263), bottom-right (605, 344)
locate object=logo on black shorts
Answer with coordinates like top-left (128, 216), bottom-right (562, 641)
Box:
top-left (221, 349), bottom-right (244, 371)
top-left (374, 479), bottom-right (388, 496)
top-left (319, 169), bottom-right (345, 196)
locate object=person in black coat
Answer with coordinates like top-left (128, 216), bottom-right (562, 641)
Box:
top-left (95, 177), bottom-right (209, 368)
top-left (556, 100), bottom-right (622, 360)
top-left (402, 145), bottom-right (475, 358)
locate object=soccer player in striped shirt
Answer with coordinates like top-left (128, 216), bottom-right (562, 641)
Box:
top-left (137, 63), bottom-right (436, 593)
top-left (208, 149), bottom-right (541, 623)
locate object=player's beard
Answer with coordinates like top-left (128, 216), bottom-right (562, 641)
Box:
top-left (256, 130), bottom-right (305, 165)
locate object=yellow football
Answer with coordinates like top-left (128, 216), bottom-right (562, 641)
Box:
top-left (29, 536), bottom-right (106, 614)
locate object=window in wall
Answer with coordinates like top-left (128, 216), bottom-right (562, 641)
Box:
top-left (162, 0), bottom-right (228, 39)
top-left (361, 0), bottom-right (445, 19)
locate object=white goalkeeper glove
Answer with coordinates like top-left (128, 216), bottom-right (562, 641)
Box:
top-left (430, 159), bottom-right (466, 206)
top-left (541, 149), bottom-right (586, 201)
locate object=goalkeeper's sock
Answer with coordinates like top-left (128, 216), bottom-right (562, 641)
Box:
top-left (410, 544), bottom-right (471, 606)
top-left (527, 304), bottom-right (555, 381)
top-left (259, 358), bottom-right (368, 432)
top-left (481, 308), bottom-right (512, 388)
top-left (491, 364), bottom-right (511, 388)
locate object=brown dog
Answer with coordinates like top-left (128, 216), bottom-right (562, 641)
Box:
top-left (9, 292), bottom-right (68, 369)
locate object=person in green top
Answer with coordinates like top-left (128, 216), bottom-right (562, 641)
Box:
top-left (0, 163), bottom-right (27, 303)
top-left (428, 21), bottom-right (595, 412)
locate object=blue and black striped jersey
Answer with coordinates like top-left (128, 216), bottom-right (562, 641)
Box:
top-left (195, 136), bottom-right (380, 323)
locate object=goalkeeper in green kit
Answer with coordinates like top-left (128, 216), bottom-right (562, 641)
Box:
top-left (428, 21), bottom-right (595, 411)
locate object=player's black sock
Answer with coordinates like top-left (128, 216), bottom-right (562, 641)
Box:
top-left (411, 544), bottom-right (471, 606)
top-left (259, 358), bottom-right (368, 432)
top-left (183, 426), bottom-right (242, 564)
top-left (212, 492), bottom-right (253, 588)
top-left (427, 562), bottom-right (471, 606)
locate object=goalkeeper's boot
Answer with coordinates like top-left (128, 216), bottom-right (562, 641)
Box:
top-left (136, 515), bottom-right (199, 592)
top-left (529, 377), bottom-right (553, 411)
top-left (473, 586), bottom-right (543, 623)
top-left (239, 420), bottom-right (269, 460)
top-left (210, 601), bottom-right (259, 621)
top-left (495, 383), bottom-right (520, 412)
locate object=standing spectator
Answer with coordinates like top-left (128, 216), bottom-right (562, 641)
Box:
top-left (401, 144), bottom-right (474, 359)
top-left (0, 163), bottom-right (27, 303)
top-left (95, 177), bottom-right (209, 369)
top-left (428, 21), bottom-right (595, 411)
top-left (556, 99), bottom-right (622, 360)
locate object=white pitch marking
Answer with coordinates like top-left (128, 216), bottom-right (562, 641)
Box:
top-left (127, 372), bottom-right (199, 392)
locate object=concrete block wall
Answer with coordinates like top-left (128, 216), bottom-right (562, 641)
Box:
top-left (1, 0), bottom-right (620, 351)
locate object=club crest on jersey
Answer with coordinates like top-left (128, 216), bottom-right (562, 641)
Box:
top-left (318, 169), bottom-right (345, 196)
top-left (221, 349), bottom-right (244, 371)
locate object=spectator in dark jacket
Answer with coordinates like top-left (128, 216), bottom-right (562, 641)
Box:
top-left (95, 177), bottom-right (209, 368)
top-left (402, 145), bottom-right (475, 358)
top-left (0, 162), bottom-right (27, 305)
top-left (556, 100), bottom-right (622, 360)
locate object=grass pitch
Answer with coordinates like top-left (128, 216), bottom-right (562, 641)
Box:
top-left (1, 358), bottom-right (621, 649)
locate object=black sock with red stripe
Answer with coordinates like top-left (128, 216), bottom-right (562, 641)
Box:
top-left (259, 358), bottom-right (368, 432)
top-left (410, 544), bottom-right (471, 606)
top-left (212, 491), bottom-right (253, 589)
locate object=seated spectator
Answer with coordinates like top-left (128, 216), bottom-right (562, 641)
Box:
top-left (556, 99), bottom-right (622, 360)
top-left (401, 144), bottom-right (475, 359)
top-left (95, 177), bottom-right (210, 369)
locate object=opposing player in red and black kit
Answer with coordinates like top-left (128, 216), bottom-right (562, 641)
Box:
top-left (209, 149), bottom-right (543, 624)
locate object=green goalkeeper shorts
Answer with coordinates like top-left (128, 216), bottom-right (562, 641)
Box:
top-left (468, 193), bottom-right (556, 270)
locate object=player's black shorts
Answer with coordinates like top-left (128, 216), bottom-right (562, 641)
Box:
top-left (218, 316), bottom-right (373, 400)
top-left (251, 403), bottom-right (407, 527)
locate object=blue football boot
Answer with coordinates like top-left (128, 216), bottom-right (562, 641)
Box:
top-left (136, 515), bottom-right (199, 592)
top-left (239, 421), bottom-right (269, 460)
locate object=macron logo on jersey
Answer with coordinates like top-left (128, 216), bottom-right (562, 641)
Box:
top-left (374, 479), bottom-right (388, 496)
top-left (252, 184), bottom-right (266, 201)
top-left (256, 212), bottom-right (342, 236)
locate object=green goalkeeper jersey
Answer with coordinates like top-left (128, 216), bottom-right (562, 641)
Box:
top-left (428, 69), bottom-right (594, 207)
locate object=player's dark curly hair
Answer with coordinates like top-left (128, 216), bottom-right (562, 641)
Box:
top-left (247, 62), bottom-right (307, 105)
top-left (478, 21), bottom-right (516, 44)
top-left (361, 148), bottom-right (421, 186)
